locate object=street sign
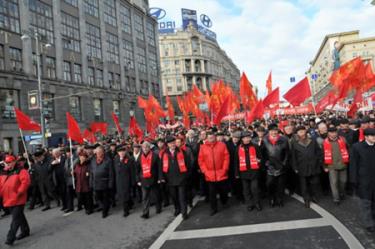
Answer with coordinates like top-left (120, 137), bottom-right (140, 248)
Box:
top-left (312, 74), bottom-right (318, 80)
top-left (199, 103), bottom-right (208, 111)
top-left (28, 90), bottom-right (39, 110)
top-left (290, 77), bottom-right (296, 83)
top-left (24, 134), bottom-right (42, 142)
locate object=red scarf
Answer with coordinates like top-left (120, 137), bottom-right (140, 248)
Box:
top-left (141, 153), bottom-right (153, 178)
top-left (162, 150), bottom-right (187, 173)
top-left (359, 128), bottom-right (365, 142)
top-left (238, 145), bottom-right (259, 171)
top-left (158, 148), bottom-right (165, 159)
top-left (323, 137), bottom-right (349, 165)
top-left (268, 135), bottom-right (280, 145)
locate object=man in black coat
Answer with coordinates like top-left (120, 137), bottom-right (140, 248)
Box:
top-left (234, 131), bottom-right (262, 211)
top-left (291, 126), bottom-right (322, 208)
top-left (51, 148), bottom-right (67, 211)
top-left (350, 128), bottom-right (375, 233)
top-left (114, 145), bottom-right (135, 217)
top-left (161, 136), bottom-right (191, 219)
top-left (136, 141), bottom-right (162, 219)
top-left (226, 131), bottom-right (243, 202)
top-left (90, 146), bottom-right (114, 218)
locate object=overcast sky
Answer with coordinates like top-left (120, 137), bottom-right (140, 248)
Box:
top-left (149, 0), bottom-right (375, 97)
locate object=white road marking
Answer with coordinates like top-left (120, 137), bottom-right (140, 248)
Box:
top-left (291, 194), bottom-right (364, 249)
top-left (63, 211), bottom-right (74, 217)
top-left (169, 218), bottom-right (329, 240)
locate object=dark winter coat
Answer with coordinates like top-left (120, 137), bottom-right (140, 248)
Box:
top-left (291, 137), bottom-right (322, 177)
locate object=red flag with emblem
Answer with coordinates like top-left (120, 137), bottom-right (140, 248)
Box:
top-left (111, 112), bottom-right (123, 133)
top-left (14, 107), bottom-right (41, 132)
top-left (66, 112), bottom-right (83, 144)
top-left (283, 77), bottom-right (311, 106)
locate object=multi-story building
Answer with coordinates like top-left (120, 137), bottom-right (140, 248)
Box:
top-left (0, 0), bottom-right (161, 153)
top-left (307, 30), bottom-right (375, 101)
top-left (159, 23), bottom-right (240, 98)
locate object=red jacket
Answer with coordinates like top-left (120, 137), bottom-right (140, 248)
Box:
top-left (198, 141), bottom-right (230, 182)
top-left (0, 168), bottom-right (30, 207)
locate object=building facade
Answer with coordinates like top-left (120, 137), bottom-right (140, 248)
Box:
top-left (0, 0), bottom-right (161, 153)
top-left (307, 30), bottom-right (375, 101)
top-left (159, 23), bottom-right (240, 98)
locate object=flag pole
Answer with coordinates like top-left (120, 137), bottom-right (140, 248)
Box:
top-left (18, 128), bottom-right (31, 168)
top-left (310, 78), bottom-right (318, 116)
top-left (69, 138), bottom-right (76, 190)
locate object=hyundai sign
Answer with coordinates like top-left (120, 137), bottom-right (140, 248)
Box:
top-left (200, 14), bottom-right (213, 28)
top-left (149, 8), bottom-right (166, 20)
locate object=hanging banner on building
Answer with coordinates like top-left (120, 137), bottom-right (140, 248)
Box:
top-left (182, 8), bottom-right (198, 30)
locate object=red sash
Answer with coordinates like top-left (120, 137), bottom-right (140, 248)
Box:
top-left (162, 151), bottom-right (187, 173)
top-left (141, 153), bottom-right (153, 178)
top-left (359, 128), bottom-right (365, 142)
top-left (238, 145), bottom-right (259, 171)
top-left (323, 137), bottom-right (349, 165)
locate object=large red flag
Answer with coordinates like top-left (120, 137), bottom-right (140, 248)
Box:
top-left (66, 112), bottom-right (83, 144)
top-left (166, 95), bottom-right (175, 123)
top-left (14, 107), bottom-right (41, 132)
top-left (213, 96), bottom-right (230, 125)
top-left (329, 57), bottom-right (363, 88)
top-left (347, 89), bottom-right (363, 117)
top-left (246, 100), bottom-right (264, 123)
top-left (83, 129), bottom-right (96, 144)
top-left (315, 90), bottom-right (337, 113)
top-left (129, 116), bottom-right (143, 139)
top-left (90, 122), bottom-right (108, 136)
top-left (266, 71), bottom-right (272, 95)
top-left (283, 77), bottom-right (311, 106)
top-left (111, 112), bottom-right (123, 133)
top-left (263, 87), bottom-right (279, 108)
top-left (239, 72), bottom-right (257, 110)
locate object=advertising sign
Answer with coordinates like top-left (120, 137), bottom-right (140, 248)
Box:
top-left (182, 8), bottom-right (198, 30)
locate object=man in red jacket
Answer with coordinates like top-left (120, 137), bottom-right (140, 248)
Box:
top-left (198, 131), bottom-right (230, 216)
top-left (0, 155), bottom-right (31, 245)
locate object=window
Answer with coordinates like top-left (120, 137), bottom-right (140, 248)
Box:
top-left (61, 12), bottom-right (80, 52)
top-left (115, 73), bottom-right (121, 90)
top-left (149, 51), bottom-right (157, 76)
top-left (74, 64), bottom-right (82, 83)
top-left (106, 32), bottom-right (119, 64)
top-left (123, 39), bottom-right (134, 69)
top-left (0, 89), bottom-right (19, 119)
top-left (63, 61), bottom-right (71, 81)
top-left (146, 21), bottom-right (155, 46)
top-left (93, 98), bottom-right (102, 121)
top-left (63, 0), bottom-right (78, 7)
top-left (130, 77), bottom-right (136, 93)
top-left (29, 0), bottom-right (54, 44)
top-left (46, 57), bottom-right (56, 79)
top-left (84, 0), bottom-right (99, 18)
top-left (113, 100), bottom-right (120, 116)
top-left (88, 67), bottom-right (95, 86)
top-left (0, 45), bottom-right (5, 70)
top-left (43, 93), bottom-right (55, 120)
top-left (119, 4), bottom-right (131, 34)
top-left (134, 13), bottom-right (144, 41)
top-left (86, 23), bottom-right (102, 59)
top-left (69, 96), bottom-right (81, 120)
top-left (0, 0), bottom-right (20, 33)
top-left (108, 72), bottom-right (114, 88)
top-left (9, 47), bottom-right (22, 71)
top-left (137, 47), bottom-right (146, 73)
top-left (32, 54), bottom-right (42, 76)
top-left (95, 69), bottom-right (103, 87)
top-left (104, 0), bottom-right (117, 27)
top-left (141, 80), bottom-right (148, 95)
top-left (124, 76), bottom-right (130, 92)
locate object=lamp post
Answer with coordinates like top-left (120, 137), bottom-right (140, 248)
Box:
top-left (21, 31), bottom-right (51, 147)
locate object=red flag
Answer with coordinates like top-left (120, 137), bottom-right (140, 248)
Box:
top-left (266, 71), bottom-right (272, 94)
top-left (239, 72), bottom-right (258, 110)
top-left (166, 95), bottom-right (175, 123)
top-left (83, 129), bottom-right (96, 144)
top-left (315, 90), bottom-right (337, 113)
top-left (214, 96), bottom-right (230, 125)
top-left (90, 122), bottom-right (108, 136)
top-left (129, 116), bottom-right (143, 139)
top-left (14, 107), bottom-right (41, 132)
top-left (66, 112), bottom-right (83, 144)
top-left (263, 87), bottom-right (279, 108)
top-left (283, 77), bottom-right (311, 106)
top-left (246, 100), bottom-right (264, 123)
top-left (329, 57), bottom-right (363, 88)
top-left (347, 90), bottom-right (363, 117)
top-left (111, 112), bottom-right (123, 133)
top-left (137, 96), bottom-right (148, 109)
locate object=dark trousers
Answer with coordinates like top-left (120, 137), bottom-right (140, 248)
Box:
top-left (6, 205), bottom-right (29, 243)
top-left (142, 185), bottom-right (162, 215)
top-left (208, 181), bottom-right (228, 212)
top-left (65, 185), bottom-right (75, 211)
top-left (55, 182), bottom-right (67, 208)
top-left (95, 189), bottom-right (110, 215)
top-left (358, 192), bottom-right (375, 229)
top-left (132, 185), bottom-right (143, 203)
top-left (28, 185), bottom-right (43, 208)
top-left (39, 182), bottom-right (57, 207)
top-left (299, 175), bottom-right (319, 201)
top-left (77, 192), bottom-right (93, 213)
top-left (242, 178), bottom-right (260, 206)
top-left (266, 174), bottom-right (286, 203)
top-left (169, 185), bottom-right (187, 215)
top-left (286, 167), bottom-right (299, 195)
top-left (160, 182), bottom-right (170, 206)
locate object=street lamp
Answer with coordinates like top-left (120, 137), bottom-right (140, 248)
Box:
top-left (21, 31), bottom-right (52, 147)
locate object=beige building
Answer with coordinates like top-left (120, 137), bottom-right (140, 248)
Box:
top-left (159, 23), bottom-right (240, 97)
top-left (307, 30), bottom-right (375, 101)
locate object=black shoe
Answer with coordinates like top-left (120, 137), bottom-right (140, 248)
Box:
top-left (57, 200), bottom-right (61, 207)
top-left (16, 233), bottom-right (30, 240)
top-left (1, 212), bottom-right (10, 218)
top-left (209, 210), bottom-right (217, 216)
top-left (366, 227), bottom-right (375, 233)
top-left (247, 205), bottom-right (255, 212)
top-left (41, 206), bottom-right (51, 212)
top-left (60, 207), bottom-right (67, 211)
top-left (311, 197), bottom-right (319, 204)
top-left (334, 201), bottom-right (340, 206)
top-left (163, 202), bottom-right (170, 207)
top-left (141, 213), bottom-right (149, 219)
top-left (102, 213), bottom-right (108, 219)
top-left (96, 207), bottom-right (103, 212)
top-left (123, 211), bottom-right (130, 217)
top-left (174, 210), bottom-right (180, 217)
top-left (277, 200), bottom-right (284, 207)
top-left (255, 203), bottom-right (262, 211)
top-left (182, 213), bottom-right (189, 220)
top-left (86, 210), bottom-right (93, 215)
top-left (64, 209), bottom-right (73, 213)
top-left (156, 208), bottom-right (162, 214)
top-left (5, 240), bottom-right (14, 245)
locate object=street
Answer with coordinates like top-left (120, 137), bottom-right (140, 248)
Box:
top-left (1, 194), bottom-right (374, 249)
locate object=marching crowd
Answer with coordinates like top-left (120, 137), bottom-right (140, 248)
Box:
top-left (1, 112), bottom-right (375, 246)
